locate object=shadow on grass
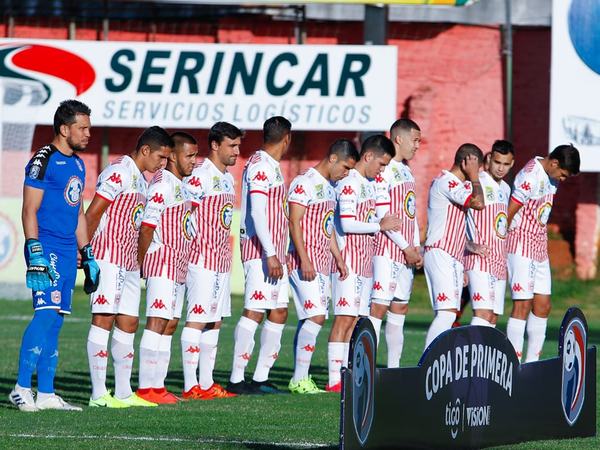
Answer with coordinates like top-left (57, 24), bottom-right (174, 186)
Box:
top-left (243, 445), bottom-right (336, 450)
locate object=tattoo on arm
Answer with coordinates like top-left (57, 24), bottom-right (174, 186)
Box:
top-left (468, 181), bottom-right (485, 210)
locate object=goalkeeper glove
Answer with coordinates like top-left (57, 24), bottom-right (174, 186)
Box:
top-left (80, 244), bottom-right (101, 294)
top-left (25, 239), bottom-right (56, 292)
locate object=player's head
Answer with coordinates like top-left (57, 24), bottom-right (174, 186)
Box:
top-left (169, 131), bottom-right (198, 179)
top-left (326, 139), bottom-right (360, 183)
top-left (487, 140), bottom-right (515, 182)
top-left (390, 118), bottom-right (421, 162)
top-left (548, 144), bottom-right (581, 181)
top-left (454, 143), bottom-right (483, 168)
top-left (359, 134), bottom-right (395, 179)
top-left (134, 126), bottom-right (174, 174)
top-left (263, 116), bottom-right (292, 154)
top-left (53, 99), bottom-right (92, 152)
top-left (209, 122), bottom-right (244, 168)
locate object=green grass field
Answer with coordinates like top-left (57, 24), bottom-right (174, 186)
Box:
top-left (0, 274), bottom-right (597, 449)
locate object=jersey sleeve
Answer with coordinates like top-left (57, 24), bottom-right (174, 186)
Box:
top-left (288, 176), bottom-right (314, 208)
top-left (95, 163), bottom-right (131, 202)
top-left (246, 160), bottom-right (274, 196)
top-left (510, 169), bottom-right (536, 205)
top-left (185, 168), bottom-right (207, 207)
top-left (142, 178), bottom-right (171, 228)
top-left (441, 175), bottom-right (473, 206)
top-left (23, 148), bottom-right (53, 190)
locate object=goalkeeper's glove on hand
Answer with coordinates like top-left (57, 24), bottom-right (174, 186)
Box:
top-left (80, 244), bottom-right (101, 294)
top-left (25, 239), bottom-right (56, 292)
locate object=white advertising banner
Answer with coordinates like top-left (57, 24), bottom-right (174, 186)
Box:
top-left (550, 0), bottom-right (600, 172)
top-left (0, 39), bottom-right (397, 131)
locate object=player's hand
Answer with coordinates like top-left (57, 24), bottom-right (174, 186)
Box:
top-left (335, 258), bottom-right (349, 281)
top-left (379, 213), bottom-right (402, 232)
top-left (461, 154), bottom-right (480, 180)
top-left (266, 255), bottom-right (283, 281)
top-left (465, 241), bottom-right (490, 258)
top-left (80, 244), bottom-right (101, 294)
top-left (463, 271), bottom-right (469, 287)
top-left (25, 239), bottom-right (56, 292)
top-left (403, 246), bottom-right (422, 268)
top-left (300, 259), bottom-right (316, 282)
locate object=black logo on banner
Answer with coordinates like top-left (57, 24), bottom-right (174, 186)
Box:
top-left (350, 319), bottom-right (376, 446)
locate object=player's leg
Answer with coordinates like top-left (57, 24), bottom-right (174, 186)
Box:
top-left (369, 256), bottom-right (396, 345)
top-left (490, 278), bottom-right (507, 327)
top-left (468, 270), bottom-right (495, 326)
top-left (506, 253), bottom-right (535, 362)
top-left (383, 262), bottom-right (414, 368)
top-left (525, 260), bottom-right (552, 362)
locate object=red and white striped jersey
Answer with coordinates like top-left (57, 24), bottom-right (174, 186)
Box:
top-left (240, 150), bottom-right (289, 264)
top-left (334, 168), bottom-right (377, 277)
top-left (424, 170), bottom-right (473, 261)
top-left (185, 158), bottom-right (235, 273)
top-left (288, 168), bottom-right (336, 276)
top-left (507, 157), bottom-right (558, 262)
top-left (91, 155), bottom-right (147, 271)
top-left (142, 169), bottom-right (195, 283)
top-left (374, 159), bottom-right (420, 263)
top-left (464, 171), bottom-right (511, 279)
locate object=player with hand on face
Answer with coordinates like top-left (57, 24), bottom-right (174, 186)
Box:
top-left (85, 126), bottom-right (172, 408)
top-left (288, 139), bottom-right (359, 394)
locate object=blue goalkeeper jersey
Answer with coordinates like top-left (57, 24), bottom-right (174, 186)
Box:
top-left (24, 144), bottom-right (86, 249)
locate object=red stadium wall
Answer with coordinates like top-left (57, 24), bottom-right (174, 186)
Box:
top-left (2, 15), bottom-right (596, 277)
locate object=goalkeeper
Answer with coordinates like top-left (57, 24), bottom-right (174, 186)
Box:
top-left (9, 100), bottom-right (100, 412)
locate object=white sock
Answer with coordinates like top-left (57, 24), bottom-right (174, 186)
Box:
top-left (425, 311), bottom-right (456, 349)
top-left (153, 334), bottom-right (173, 389)
top-left (111, 327), bottom-right (136, 399)
top-left (471, 316), bottom-right (492, 327)
top-left (87, 325), bottom-right (110, 400)
top-left (138, 330), bottom-right (162, 390)
top-left (506, 317), bottom-right (526, 362)
top-left (385, 312), bottom-right (406, 368)
top-left (525, 312), bottom-right (548, 363)
top-left (209, 329), bottom-right (220, 373)
top-left (230, 316), bottom-right (259, 383)
top-left (368, 315), bottom-right (383, 346)
top-left (328, 342), bottom-right (345, 387)
top-left (253, 320), bottom-right (284, 383)
top-left (199, 329), bottom-right (220, 389)
top-left (181, 327), bottom-right (202, 392)
top-left (292, 320), bottom-right (322, 383)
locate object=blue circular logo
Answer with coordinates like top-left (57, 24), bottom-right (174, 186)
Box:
top-left (569, 0), bottom-right (600, 74)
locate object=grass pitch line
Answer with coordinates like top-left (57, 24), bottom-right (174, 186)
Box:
top-left (5, 433), bottom-right (330, 448)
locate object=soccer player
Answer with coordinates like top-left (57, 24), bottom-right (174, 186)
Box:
top-left (464, 141), bottom-right (514, 328)
top-left (505, 144), bottom-right (580, 362)
top-left (10, 99), bottom-right (99, 412)
top-left (181, 122), bottom-right (243, 400)
top-left (227, 116), bottom-right (291, 396)
top-left (288, 139), bottom-right (360, 394)
top-left (85, 126), bottom-right (173, 408)
top-left (327, 135), bottom-right (401, 392)
top-left (136, 132), bottom-right (198, 404)
top-left (423, 144), bottom-right (485, 349)
top-left (368, 119), bottom-right (423, 368)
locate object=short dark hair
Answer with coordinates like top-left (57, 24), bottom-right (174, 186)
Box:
top-left (53, 99), bottom-right (91, 135)
top-left (170, 131), bottom-right (197, 150)
top-left (327, 139), bottom-right (360, 162)
top-left (209, 122), bottom-right (244, 148)
top-left (390, 118), bottom-right (420, 139)
top-left (135, 126), bottom-right (174, 151)
top-left (360, 134), bottom-right (395, 159)
top-left (549, 144), bottom-right (580, 176)
top-left (491, 140), bottom-right (515, 156)
top-left (263, 116), bottom-right (292, 145)
top-left (454, 143), bottom-right (483, 166)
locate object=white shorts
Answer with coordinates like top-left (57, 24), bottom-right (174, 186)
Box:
top-left (507, 253), bottom-right (551, 300)
top-left (467, 270), bottom-right (507, 315)
top-left (90, 259), bottom-right (141, 317)
top-left (243, 259), bottom-right (289, 311)
top-left (145, 276), bottom-right (185, 320)
top-left (186, 264), bottom-right (231, 323)
top-left (371, 255), bottom-right (414, 304)
top-left (424, 248), bottom-right (463, 311)
top-left (290, 269), bottom-right (330, 320)
top-left (332, 267), bottom-right (371, 317)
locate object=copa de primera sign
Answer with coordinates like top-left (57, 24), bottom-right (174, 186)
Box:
top-left (0, 38), bottom-right (397, 131)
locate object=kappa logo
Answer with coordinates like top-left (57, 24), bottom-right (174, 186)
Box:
top-left (149, 193), bottom-right (165, 204)
top-left (437, 293), bottom-right (450, 302)
top-left (253, 171), bottom-right (268, 182)
top-left (94, 350), bottom-right (109, 358)
top-left (269, 352), bottom-right (279, 359)
top-left (239, 352), bottom-right (252, 361)
top-left (302, 344), bottom-right (315, 352)
top-left (512, 283), bottom-right (525, 292)
top-left (374, 173), bottom-right (384, 183)
top-left (191, 304), bottom-right (206, 315)
top-left (341, 186), bottom-right (355, 196)
top-left (108, 173), bottom-right (122, 186)
top-left (304, 300), bottom-right (316, 309)
top-left (373, 281), bottom-right (384, 291)
top-left (151, 299), bottom-right (168, 309)
top-left (520, 181), bottom-right (531, 191)
top-left (185, 346), bottom-right (200, 354)
top-left (448, 180), bottom-right (459, 190)
top-left (293, 184), bottom-right (306, 195)
top-left (124, 353), bottom-right (135, 359)
top-left (0, 43), bottom-right (96, 104)
top-left (472, 292), bottom-right (483, 301)
top-left (250, 290), bottom-right (267, 301)
top-left (187, 176), bottom-right (202, 188)
top-left (94, 295), bottom-right (109, 305)
top-left (337, 297), bottom-right (350, 307)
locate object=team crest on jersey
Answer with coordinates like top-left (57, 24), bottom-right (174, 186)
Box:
top-left (283, 196), bottom-right (290, 220)
top-left (323, 211), bottom-right (334, 238)
top-left (275, 167), bottom-right (283, 182)
top-left (64, 176), bottom-right (83, 206)
top-left (365, 208), bottom-right (376, 223)
top-left (485, 186), bottom-right (495, 201)
top-left (28, 165), bottom-right (40, 179)
top-left (213, 176), bottom-right (222, 191)
top-left (360, 184), bottom-right (366, 199)
top-left (494, 212), bottom-right (508, 239)
top-left (222, 179), bottom-right (231, 192)
top-left (183, 211), bottom-right (194, 240)
top-left (497, 189), bottom-right (505, 202)
top-left (401, 168), bottom-right (410, 180)
top-left (131, 203), bottom-right (144, 231)
top-left (404, 190), bottom-right (416, 219)
top-left (220, 202), bottom-right (234, 230)
top-left (392, 167), bottom-right (402, 181)
top-left (561, 308), bottom-right (588, 426)
top-left (316, 184), bottom-right (324, 199)
top-left (537, 202), bottom-right (552, 226)
top-left (174, 186), bottom-right (184, 201)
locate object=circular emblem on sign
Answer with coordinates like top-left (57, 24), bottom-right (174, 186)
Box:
top-left (404, 190), bottom-right (416, 219)
top-left (561, 310), bottom-right (587, 426)
top-left (351, 320), bottom-right (376, 446)
top-left (183, 211), bottom-right (194, 240)
top-left (537, 202), bottom-right (552, 226)
top-left (131, 203), bottom-right (144, 231)
top-left (365, 208), bottom-right (376, 223)
top-left (569, 0), bottom-right (600, 75)
top-left (220, 202), bottom-right (234, 230)
top-left (323, 210), bottom-right (334, 238)
top-left (0, 212), bottom-right (18, 270)
top-left (64, 176), bottom-right (83, 206)
top-left (494, 211), bottom-right (508, 239)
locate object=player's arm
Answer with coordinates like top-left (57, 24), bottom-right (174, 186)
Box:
top-left (137, 224), bottom-right (155, 270)
top-left (289, 202), bottom-right (315, 281)
top-left (375, 202), bottom-right (419, 266)
top-left (85, 196), bottom-right (112, 240)
top-left (330, 228), bottom-right (348, 281)
top-left (507, 200), bottom-right (523, 229)
top-left (22, 185), bottom-right (43, 240)
top-left (250, 191), bottom-right (283, 280)
top-left (462, 156), bottom-right (485, 210)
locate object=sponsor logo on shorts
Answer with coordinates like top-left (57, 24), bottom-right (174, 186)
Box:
top-left (250, 290), bottom-right (266, 301)
top-left (190, 304), bottom-right (206, 315)
top-left (437, 292), bottom-right (450, 302)
top-left (304, 300), bottom-right (316, 310)
top-left (94, 295), bottom-right (109, 305)
top-left (150, 299), bottom-right (167, 309)
top-left (337, 297), bottom-right (350, 307)
top-left (472, 292), bottom-right (483, 301)
top-left (373, 281), bottom-right (383, 291)
top-left (51, 290), bottom-right (61, 305)
top-left (512, 283), bottom-right (524, 292)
